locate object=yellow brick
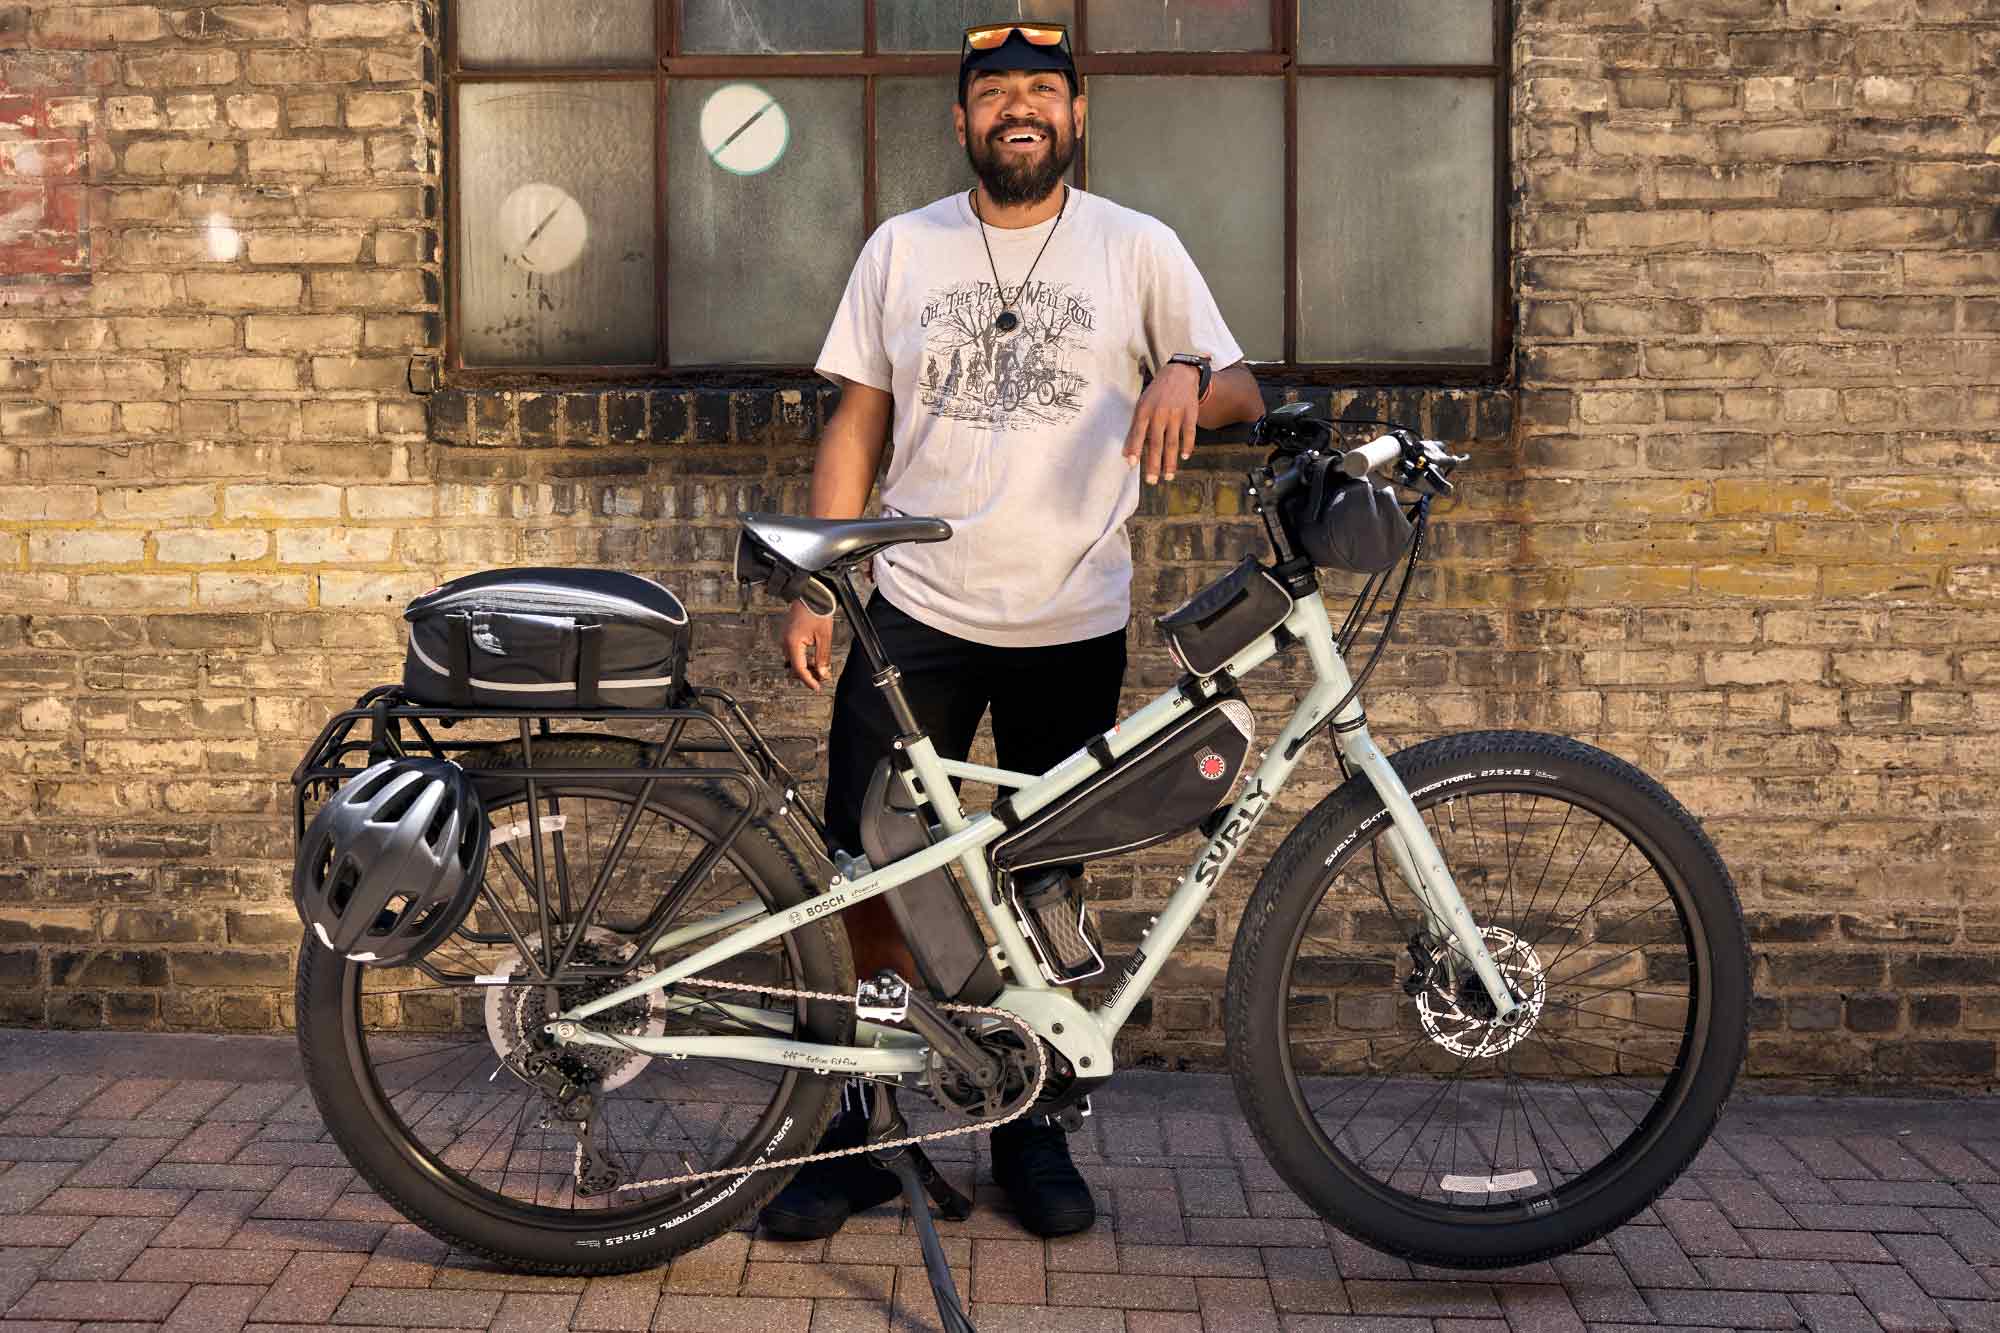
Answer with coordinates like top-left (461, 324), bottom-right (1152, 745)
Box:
top-left (198, 573), bottom-right (311, 608)
top-left (76, 574), bottom-right (193, 608)
top-left (345, 486), bottom-right (433, 519)
top-left (1695, 562), bottom-right (1819, 599)
top-left (1774, 522), bottom-right (1899, 558)
top-left (0, 486), bottom-right (95, 520)
top-left (28, 531), bottom-right (144, 566)
top-left (35, 5), bottom-right (164, 44)
top-left (1713, 479), bottom-right (1832, 515)
top-left (181, 357), bottom-right (299, 392)
top-left (153, 529), bottom-right (271, 564)
top-left (1566, 565), bottom-right (1694, 604)
top-left (182, 272), bottom-right (305, 311)
top-left (318, 571), bottom-right (436, 607)
top-left (123, 138), bottom-right (240, 176)
top-left (99, 484), bottom-right (216, 520)
top-left (244, 231), bottom-right (367, 265)
top-left (223, 484), bottom-right (341, 520)
top-left (276, 527), bottom-right (394, 563)
top-left (1826, 564), bottom-right (1940, 600)
top-left (245, 315), bottom-right (361, 353)
top-left (1838, 477), bottom-right (1963, 512)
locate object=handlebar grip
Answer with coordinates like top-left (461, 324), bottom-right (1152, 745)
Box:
top-left (1339, 434), bottom-right (1404, 479)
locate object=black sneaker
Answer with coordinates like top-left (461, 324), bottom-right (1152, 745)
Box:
top-left (990, 1115), bottom-right (1095, 1237)
top-left (758, 1094), bottom-right (903, 1240)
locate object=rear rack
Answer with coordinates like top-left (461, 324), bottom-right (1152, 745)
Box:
top-left (291, 684), bottom-right (831, 987)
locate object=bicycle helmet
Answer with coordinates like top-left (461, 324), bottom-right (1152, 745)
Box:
top-left (293, 757), bottom-right (489, 965)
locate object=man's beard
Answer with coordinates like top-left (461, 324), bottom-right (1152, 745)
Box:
top-left (966, 118), bottom-right (1074, 207)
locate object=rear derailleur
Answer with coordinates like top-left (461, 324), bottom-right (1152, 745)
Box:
top-left (504, 1048), bottom-right (625, 1197)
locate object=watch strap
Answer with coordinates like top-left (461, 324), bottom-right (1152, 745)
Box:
top-left (1168, 352), bottom-right (1213, 404)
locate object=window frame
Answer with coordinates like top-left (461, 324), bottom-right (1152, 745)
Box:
top-left (440, 0), bottom-right (1512, 387)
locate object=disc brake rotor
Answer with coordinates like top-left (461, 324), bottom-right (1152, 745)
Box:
top-left (1414, 926), bottom-right (1548, 1059)
top-left (484, 929), bottom-right (666, 1093)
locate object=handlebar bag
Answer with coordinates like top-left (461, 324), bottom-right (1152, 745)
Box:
top-left (403, 568), bottom-right (690, 710)
top-left (1156, 556), bottom-right (1293, 678)
top-left (991, 696), bottom-right (1255, 873)
top-left (1281, 455), bottom-right (1415, 574)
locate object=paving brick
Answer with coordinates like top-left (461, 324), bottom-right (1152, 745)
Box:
top-left (1693, 1256), bottom-right (1850, 1292)
top-left (1937, 1299), bottom-right (2000, 1332)
top-left (144, 1082), bottom-right (235, 1122)
top-left (1921, 1208), bottom-right (2000, 1265)
top-left (1329, 1231), bottom-right (1412, 1281)
top-left (1658, 1199), bottom-right (1754, 1257)
top-left (1641, 1288), bottom-right (1804, 1328)
top-left (571, 1272), bottom-right (660, 1330)
top-left (967, 1302), bottom-right (1125, 1333)
top-left (1746, 1229), bottom-right (1896, 1263)
top-left (1609, 1226), bottom-right (1702, 1288)
top-left (971, 1238), bottom-right (1044, 1306)
top-left (1790, 1292), bottom-right (1888, 1333)
top-left (1176, 1167), bottom-right (1249, 1218)
top-left (0, 1162), bottom-right (81, 1213)
top-left (430, 1261), bottom-right (585, 1291)
top-left (73, 1081), bottom-right (173, 1123)
top-left (1705, 1177), bottom-right (1799, 1229)
top-left (251, 1165), bottom-right (352, 1218)
top-left (330, 1287), bottom-right (505, 1326)
top-left (651, 1293), bottom-right (809, 1332)
top-left (9, 1280), bottom-right (189, 1321)
top-left (807, 1297), bottom-right (891, 1332)
top-left (123, 1247), bottom-right (291, 1284)
top-left (664, 1229), bottom-right (749, 1295)
top-left (1184, 1218), bottom-right (1326, 1247)
top-left (140, 1163), bottom-right (288, 1191)
top-left (0, 1215), bottom-right (93, 1246)
top-left (1788, 1205), bottom-right (1939, 1233)
top-left (1879, 1235), bottom-right (1996, 1301)
top-left (1839, 1263), bottom-right (1953, 1333)
top-left (68, 1138), bottom-right (174, 1189)
top-left (165, 1122), bottom-right (260, 1165)
top-left (491, 1291), bottom-right (580, 1332)
top-left (248, 1249), bottom-right (368, 1323)
top-left (1045, 1271), bottom-right (1197, 1310)
top-left (1499, 1284), bottom-right (1588, 1333)
top-left (14, 1078), bottom-right (111, 1120)
top-left (1343, 1281), bottom-right (1501, 1318)
top-left (47, 1215), bottom-right (168, 1280)
top-left (224, 1218), bottom-right (387, 1250)
top-left (1902, 1138), bottom-right (1999, 1186)
top-left (1278, 1317), bottom-right (1429, 1332)
top-left (162, 1281), bottom-right (263, 1332)
top-left (38, 1186), bottom-right (190, 1217)
top-left (151, 1189), bottom-right (262, 1248)
top-left (1119, 1244), bottom-right (1263, 1277)
top-left (742, 1262), bottom-right (895, 1302)
top-left (1844, 1138), bottom-right (1941, 1182)
top-left (0, 1136), bottom-right (107, 1162)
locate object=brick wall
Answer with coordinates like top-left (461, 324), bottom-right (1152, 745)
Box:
top-left (0, 0), bottom-right (1994, 1083)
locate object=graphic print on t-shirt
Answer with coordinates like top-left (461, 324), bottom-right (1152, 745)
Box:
top-left (916, 279), bottom-right (1096, 432)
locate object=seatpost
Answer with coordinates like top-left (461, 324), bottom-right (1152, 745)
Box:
top-left (827, 571), bottom-right (923, 736)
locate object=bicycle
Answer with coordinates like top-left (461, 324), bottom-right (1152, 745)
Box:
top-left (290, 405), bottom-right (1749, 1305)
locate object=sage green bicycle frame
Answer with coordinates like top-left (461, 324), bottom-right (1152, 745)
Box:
top-left (551, 587), bottom-right (1520, 1079)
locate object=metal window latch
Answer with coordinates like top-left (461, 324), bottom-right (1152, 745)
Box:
top-left (855, 972), bottom-right (911, 1024)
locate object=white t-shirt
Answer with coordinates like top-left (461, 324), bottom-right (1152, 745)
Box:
top-left (815, 187), bottom-right (1244, 648)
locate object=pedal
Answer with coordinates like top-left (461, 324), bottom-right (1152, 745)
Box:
top-left (1054, 1095), bottom-right (1091, 1135)
top-left (856, 972), bottom-right (911, 1024)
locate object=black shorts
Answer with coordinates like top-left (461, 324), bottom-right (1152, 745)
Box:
top-left (823, 592), bottom-right (1127, 858)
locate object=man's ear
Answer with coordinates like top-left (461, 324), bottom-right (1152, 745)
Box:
top-left (953, 102), bottom-right (966, 148)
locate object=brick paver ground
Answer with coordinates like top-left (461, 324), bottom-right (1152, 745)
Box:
top-left (0, 1032), bottom-right (1996, 1332)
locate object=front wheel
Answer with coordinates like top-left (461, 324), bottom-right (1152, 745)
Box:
top-left (1225, 730), bottom-right (1748, 1268)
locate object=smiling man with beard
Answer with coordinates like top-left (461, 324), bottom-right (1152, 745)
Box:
top-left (760, 22), bottom-right (1263, 1243)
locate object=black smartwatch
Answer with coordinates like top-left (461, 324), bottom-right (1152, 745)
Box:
top-left (1167, 352), bottom-right (1213, 404)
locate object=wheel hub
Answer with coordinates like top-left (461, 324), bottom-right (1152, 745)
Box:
top-left (484, 930), bottom-right (666, 1093)
top-left (1412, 927), bottom-right (1548, 1058)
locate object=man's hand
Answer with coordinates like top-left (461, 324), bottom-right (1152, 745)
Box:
top-left (781, 600), bottom-right (835, 691)
top-left (1122, 362), bottom-right (1202, 485)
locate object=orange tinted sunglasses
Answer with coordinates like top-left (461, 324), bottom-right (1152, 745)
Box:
top-left (963, 22), bottom-right (1071, 52)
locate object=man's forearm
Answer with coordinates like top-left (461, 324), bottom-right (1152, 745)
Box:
top-left (810, 391), bottom-right (892, 519)
top-left (1198, 363), bottom-right (1263, 430)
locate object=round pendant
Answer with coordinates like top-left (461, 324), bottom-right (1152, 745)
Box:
top-left (994, 309), bottom-right (1019, 333)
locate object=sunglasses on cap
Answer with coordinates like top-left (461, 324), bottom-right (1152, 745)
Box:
top-left (961, 22), bottom-right (1072, 56)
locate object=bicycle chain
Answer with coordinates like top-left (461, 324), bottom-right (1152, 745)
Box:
top-left (550, 976), bottom-right (1049, 1195)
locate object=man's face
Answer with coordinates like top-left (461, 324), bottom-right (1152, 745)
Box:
top-left (954, 70), bottom-right (1083, 208)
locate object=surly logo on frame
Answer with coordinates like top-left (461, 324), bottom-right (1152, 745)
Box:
top-left (1195, 779), bottom-right (1271, 889)
top-left (917, 279), bottom-right (1095, 432)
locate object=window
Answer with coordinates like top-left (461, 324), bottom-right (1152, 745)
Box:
top-left (444, 0), bottom-right (1507, 382)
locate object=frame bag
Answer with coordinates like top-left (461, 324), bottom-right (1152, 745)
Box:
top-left (1157, 556), bottom-right (1293, 678)
top-left (991, 696), bottom-right (1256, 873)
top-left (403, 568), bottom-right (690, 710)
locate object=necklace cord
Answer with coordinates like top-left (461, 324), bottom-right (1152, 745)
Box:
top-left (972, 183), bottom-right (1067, 330)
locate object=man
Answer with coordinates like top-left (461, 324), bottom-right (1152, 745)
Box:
top-left (759, 22), bottom-right (1263, 1242)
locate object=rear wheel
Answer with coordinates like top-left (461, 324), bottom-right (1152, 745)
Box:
top-left (1226, 730), bottom-right (1748, 1268)
top-left (296, 739), bottom-right (855, 1274)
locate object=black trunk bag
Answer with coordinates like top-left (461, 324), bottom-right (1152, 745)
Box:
top-left (403, 568), bottom-right (690, 710)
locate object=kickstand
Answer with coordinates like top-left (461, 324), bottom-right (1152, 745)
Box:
top-left (866, 1087), bottom-right (976, 1333)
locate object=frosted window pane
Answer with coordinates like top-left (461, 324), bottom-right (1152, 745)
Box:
top-left (1085, 77), bottom-right (1282, 361)
top-left (1298, 0), bottom-right (1493, 65)
top-left (457, 0), bottom-right (654, 68)
top-left (456, 82), bottom-right (657, 367)
top-left (1089, 0), bottom-right (1267, 52)
top-left (668, 79), bottom-right (862, 364)
top-left (876, 79), bottom-right (976, 222)
top-left (878, 0), bottom-right (1073, 53)
top-left (1297, 78), bottom-right (1494, 364)
top-left (680, 1), bottom-right (861, 53)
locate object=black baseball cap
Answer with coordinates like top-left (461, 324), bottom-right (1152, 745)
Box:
top-left (959, 23), bottom-right (1077, 100)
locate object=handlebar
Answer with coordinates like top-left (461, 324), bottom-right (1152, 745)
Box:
top-left (1339, 435), bottom-right (1404, 479)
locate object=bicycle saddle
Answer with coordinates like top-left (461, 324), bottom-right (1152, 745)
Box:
top-left (740, 513), bottom-right (952, 573)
